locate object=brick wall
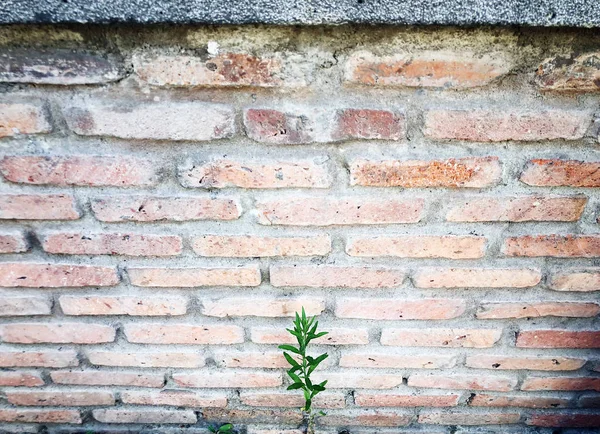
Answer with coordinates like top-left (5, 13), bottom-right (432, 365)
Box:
top-left (0, 25), bottom-right (599, 433)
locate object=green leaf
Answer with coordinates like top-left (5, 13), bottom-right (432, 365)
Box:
top-left (287, 382), bottom-right (304, 390)
top-left (304, 398), bottom-right (312, 412)
top-left (313, 331), bottom-right (328, 338)
top-left (305, 376), bottom-right (313, 389)
top-left (286, 328), bottom-right (302, 338)
top-left (311, 384), bottom-right (326, 392)
top-left (301, 307), bottom-right (307, 324)
top-left (219, 424), bottom-right (233, 432)
top-left (283, 352), bottom-right (300, 368)
top-left (288, 371), bottom-right (302, 384)
top-left (278, 344), bottom-right (300, 354)
top-left (308, 353), bottom-right (328, 374)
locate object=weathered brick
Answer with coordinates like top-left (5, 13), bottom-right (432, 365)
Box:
top-left (381, 328), bottom-right (501, 348)
top-left (312, 372), bottom-right (404, 389)
top-left (6, 390), bottom-right (115, 406)
top-left (0, 409), bottom-right (81, 424)
top-left (128, 265), bottom-right (260, 287)
top-left (64, 100), bottom-right (235, 141)
top-left (91, 195), bottom-right (240, 222)
top-left (0, 194), bottom-right (79, 220)
top-left (240, 392), bottom-right (345, 409)
top-left (522, 377), bottom-right (600, 392)
top-left (347, 235), bottom-right (485, 259)
top-left (318, 411), bottom-right (412, 427)
top-left (124, 323), bottom-right (244, 344)
top-left (350, 157), bottom-right (502, 188)
top-left (121, 390), bottom-right (226, 407)
top-left (51, 370), bottom-right (165, 387)
top-left (1, 323), bottom-right (115, 344)
top-left (0, 371), bottom-right (44, 387)
top-left (88, 351), bottom-right (204, 368)
top-left (517, 330), bottom-right (600, 349)
top-left (332, 109), bottom-right (405, 140)
top-left (251, 327), bottom-right (369, 345)
top-left (446, 196), bottom-right (587, 222)
top-left (527, 413), bottom-right (600, 428)
top-left (418, 411), bottom-right (520, 425)
top-left (247, 430), bottom-right (302, 434)
top-left (0, 156), bottom-right (158, 186)
top-left (203, 409), bottom-right (302, 425)
top-left (257, 197), bottom-right (424, 225)
top-left (244, 108), bottom-right (315, 144)
top-left (180, 159), bottom-right (331, 189)
top-left (465, 355), bottom-right (586, 371)
top-left (59, 295), bottom-right (188, 316)
top-left (93, 408), bottom-right (196, 424)
top-left (536, 52), bottom-right (600, 92)
top-left (202, 297), bottom-right (325, 318)
top-left (0, 263), bottom-right (119, 287)
top-left (0, 103), bottom-right (51, 138)
top-left (173, 371), bottom-right (281, 388)
top-left (0, 231), bottom-right (28, 253)
top-left (521, 159), bottom-right (600, 187)
top-left (477, 302), bottom-right (599, 319)
top-left (345, 51), bottom-right (510, 88)
top-left (335, 298), bottom-right (466, 320)
top-left (550, 269), bottom-right (600, 292)
top-left (408, 374), bottom-right (517, 391)
top-left (579, 395), bottom-right (600, 408)
top-left (215, 351), bottom-right (291, 368)
top-left (0, 296), bottom-right (51, 316)
top-left (340, 352), bottom-right (457, 369)
top-left (270, 265), bottom-right (405, 288)
top-left (504, 235), bottom-right (600, 257)
top-left (469, 393), bottom-right (570, 408)
top-left (413, 267), bottom-right (541, 288)
top-left (193, 234), bottom-right (331, 257)
top-left (355, 393), bottom-right (460, 407)
top-left (0, 350), bottom-right (78, 368)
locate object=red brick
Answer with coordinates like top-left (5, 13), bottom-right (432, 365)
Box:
top-left (0, 231), bottom-right (28, 253)
top-left (240, 392), bottom-right (345, 409)
top-left (202, 296), bottom-right (325, 318)
top-left (521, 159), bottom-right (600, 187)
top-left (180, 159), bottom-right (331, 189)
top-left (517, 330), bottom-right (600, 349)
top-left (355, 393), bottom-right (459, 407)
top-left (203, 409), bottom-right (302, 425)
top-left (381, 328), bottom-right (501, 348)
top-left (257, 197), bottom-right (424, 225)
top-left (124, 323), bottom-right (244, 344)
top-left (0, 350), bottom-right (78, 368)
top-left (0, 296), bottom-right (51, 316)
top-left (0, 194), bottom-right (79, 220)
top-left (244, 108), bottom-right (315, 144)
top-left (128, 265), bottom-right (260, 287)
top-left (424, 109), bottom-right (590, 141)
top-left (51, 370), bottom-right (165, 387)
top-left (7, 390), bottom-right (114, 406)
top-left (413, 267), bottom-right (541, 288)
top-left (0, 371), bottom-right (44, 387)
top-left (173, 371), bottom-right (281, 388)
top-left (93, 408), bottom-right (196, 424)
top-left (318, 411), bottom-right (412, 427)
top-left (0, 409), bottom-right (81, 424)
top-left (350, 157), bottom-right (502, 188)
top-left (418, 411), bottom-right (520, 425)
top-left (251, 327), bottom-right (368, 345)
top-left (536, 52), bottom-right (600, 92)
top-left (477, 302), bottom-right (599, 319)
top-left (333, 109), bottom-right (405, 140)
top-left (59, 295), bottom-right (187, 316)
top-left (0, 263), bottom-right (118, 287)
top-left (91, 195), bottom-right (240, 222)
top-left (340, 352), bottom-right (457, 369)
top-left (0, 103), bottom-right (51, 138)
top-left (465, 355), bottom-right (586, 371)
top-left (550, 269), bottom-right (600, 292)
top-left (335, 298), bottom-right (466, 320)
top-left (409, 374), bottom-right (517, 391)
top-left (64, 100), bottom-right (234, 141)
top-left (1, 323), bottom-right (115, 344)
top-left (193, 234), bottom-right (331, 257)
top-left (521, 377), bottom-right (600, 392)
top-left (121, 390), bottom-right (226, 407)
top-left (446, 196), bottom-right (587, 222)
top-left (0, 155), bottom-right (158, 186)
top-left (270, 265), bottom-right (405, 288)
top-left (527, 413), bottom-right (600, 428)
top-left (504, 235), bottom-right (600, 257)
top-left (312, 372), bottom-right (404, 389)
top-left (345, 51), bottom-right (510, 88)
top-left (87, 351), bottom-right (204, 368)
top-left (43, 232), bottom-right (181, 256)
top-left (470, 393), bottom-right (570, 408)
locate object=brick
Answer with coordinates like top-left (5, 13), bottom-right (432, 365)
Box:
top-left (0, 194), bottom-right (79, 220)
top-left (203, 409), bottom-right (302, 425)
top-left (240, 392), bottom-right (345, 409)
top-left (477, 302), bottom-right (600, 319)
top-left (579, 395), bottom-right (600, 408)
top-left (128, 265), bottom-right (260, 287)
top-left (350, 157), bottom-right (502, 188)
top-left (1, 323), bottom-right (115, 344)
top-left (0, 49), bottom-right (123, 84)
top-left (469, 393), bottom-right (570, 408)
top-left (270, 265), bottom-right (405, 288)
top-left (536, 52), bottom-right (600, 92)
top-left (215, 351), bottom-right (290, 368)
top-left (550, 269), bottom-right (600, 292)
top-left (173, 371), bottom-right (281, 388)
top-left (124, 323), bottom-right (244, 344)
top-left (7, 390), bottom-right (115, 406)
top-left (121, 390), bottom-right (226, 407)
top-left (194, 234), bottom-right (331, 257)
top-left (465, 355), bottom-right (586, 371)
top-left (381, 328), bottom-right (501, 348)
top-left (0, 263), bottom-right (118, 287)
top-left (504, 235), bottom-right (600, 257)
top-left (527, 413), bottom-right (600, 428)
top-left (0, 350), bottom-right (78, 368)
top-left (202, 296), bottom-right (325, 318)
top-left (332, 109), bottom-right (405, 140)
top-left (0, 296), bottom-right (51, 316)
top-left (88, 351), bottom-right (204, 368)
top-left (0, 371), bottom-right (44, 387)
top-left (345, 51), bottom-right (510, 88)
top-left (413, 267), bottom-right (541, 288)
top-left (1, 155), bottom-right (158, 186)
top-left (0, 231), bottom-right (28, 253)
top-left (521, 159), bottom-right (600, 187)
top-left (424, 109), bottom-right (590, 141)
top-left (335, 298), bottom-right (466, 320)
top-left (318, 411), bottom-right (412, 427)
top-left (91, 195), bottom-right (240, 222)
top-left (355, 393), bottom-right (460, 407)
top-left (59, 295), bottom-right (188, 316)
top-left (63, 100), bottom-right (234, 141)
top-left (244, 108), bottom-right (315, 144)
top-left (408, 374), bottom-right (517, 391)
top-left (340, 352), bottom-right (457, 369)
top-left (0, 409), bottom-right (81, 424)
top-left (180, 159), bottom-right (331, 189)
top-left (251, 327), bottom-right (369, 345)
top-left (247, 430), bottom-right (303, 434)
top-left (312, 372), bottom-right (404, 389)
top-left (418, 411), bottom-right (520, 425)
top-left (257, 197), bottom-right (424, 225)
top-left (521, 377), bottom-right (600, 392)
top-left (93, 409), bottom-right (196, 424)
top-left (446, 196), bottom-right (587, 222)
top-left (517, 330), bottom-right (600, 349)
top-left (51, 370), bottom-right (165, 387)
top-left (0, 103), bottom-right (51, 138)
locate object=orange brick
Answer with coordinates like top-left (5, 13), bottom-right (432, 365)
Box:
top-left (93, 408), bottom-right (196, 424)
top-left (521, 377), bottom-right (600, 391)
top-left (251, 327), bottom-right (369, 345)
top-left (465, 355), bottom-right (586, 371)
top-left (0, 371), bottom-right (44, 387)
top-left (318, 411), bottom-right (412, 427)
top-left (87, 351), bottom-right (204, 368)
top-left (527, 413), bottom-right (600, 428)
top-left (127, 265), bottom-right (260, 287)
top-left (59, 295), bottom-right (187, 316)
top-left (0, 194), bottom-right (79, 220)
top-left (339, 352), bottom-right (457, 369)
top-left (312, 372), bottom-right (404, 389)
top-left (409, 374), bottom-right (517, 391)
top-left (504, 235), bottom-right (600, 257)
top-left (537, 52), bottom-right (600, 92)
top-left (355, 393), bottom-right (460, 407)
top-left (550, 269), bottom-right (600, 292)
top-left (270, 265), bottom-right (405, 288)
top-left (470, 393), bottom-right (570, 408)
top-left (124, 323), bottom-right (244, 345)
top-left (418, 411), bottom-right (520, 425)
top-left (0, 350), bottom-right (78, 368)
top-left (0, 103), bottom-right (51, 138)
top-left (336, 298), bottom-right (465, 320)
top-left (0, 409), bottom-right (81, 424)
top-left (477, 302), bottom-right (599, 319)
top-left (516, 330), bottom-right (600, 349)
top-left (121, 390), bottom-right (227, 407)
top-left (0, 263), bottom-right (118, 287)
top-left (413, 267), bottom-right (541, 288)
top-left (6, 390), bottom-right (114, 406)
top-left (1, 323), bottom-right (115, 344)
top-left (0, 296), bottom-right (51, 316)
top-left (243, 109), bottom-right (314, 145)
top-left (51, 370), bottom-right (165, 387)
top-left (240, 392), bottom-right (345, 409)
top-left (521, 159), bottom-right (600, 187)
top-left (0, 231), bottom-right (28, 253)
top-left (381, 328), bottom-right (501, 348)
top-left (193, 234), bottom-right (331, 257)
top-left (332, 109), bottom-right (405, 140)
top-left (173, 371), bottom-right (281, 388)
top-left (202, 296), bottom-right (325, 317)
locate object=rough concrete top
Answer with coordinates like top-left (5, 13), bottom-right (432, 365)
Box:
top-left (1, 0), bottom-right (599, 27)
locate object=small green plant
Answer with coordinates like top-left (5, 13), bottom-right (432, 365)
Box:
top-left (279, 307), bottom-right (329, 434)
top-left (208, 423), bottom-right (235, 434)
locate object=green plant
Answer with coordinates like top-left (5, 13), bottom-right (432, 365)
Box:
top-left (208, 423), bottom-right (234, 434)
top-left (279, 307), bottom-right (329, 434)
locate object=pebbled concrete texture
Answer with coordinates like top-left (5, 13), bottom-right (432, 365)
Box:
top-left (0, 0), bottom-right (599, 27)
